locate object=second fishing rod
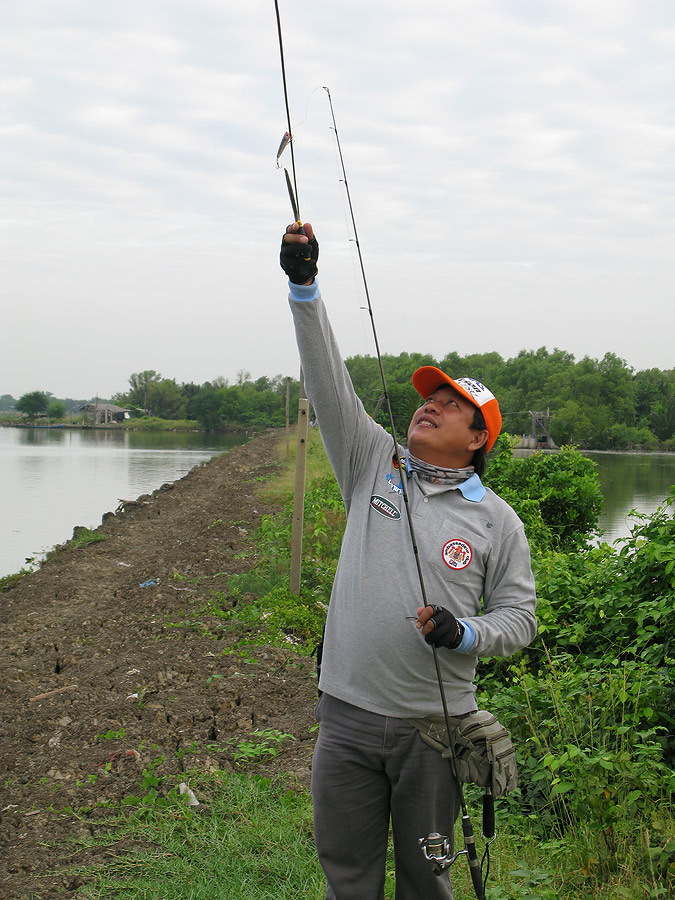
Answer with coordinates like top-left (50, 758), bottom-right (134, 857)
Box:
top-left (323, 86), bottom-right (490, 899)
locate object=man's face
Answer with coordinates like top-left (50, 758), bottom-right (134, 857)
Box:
top-left (407, 385), bottom-right (488, 468)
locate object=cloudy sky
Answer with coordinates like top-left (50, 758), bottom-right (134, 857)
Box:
top-left (2, 0), bottom-right (673, 401)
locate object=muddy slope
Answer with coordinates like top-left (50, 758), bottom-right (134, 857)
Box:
top-left (0, 431), bottom-right (318, 899)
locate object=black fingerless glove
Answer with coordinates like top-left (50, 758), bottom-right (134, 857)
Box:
top-left (424, 605), bottom-right (465, 650)
top-left (280, 234), bottom-right (319, 284)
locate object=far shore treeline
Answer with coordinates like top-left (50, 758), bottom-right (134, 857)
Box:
top-left (3, 347), bottom-right (674, 451)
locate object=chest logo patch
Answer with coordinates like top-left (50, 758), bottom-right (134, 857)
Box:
top-left (370, 495), bottom-right (401, 520)
top-left (442, 539), bottom-right (473, 570)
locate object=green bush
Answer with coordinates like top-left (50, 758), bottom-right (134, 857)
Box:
top-left (224, 583), bottom-right (325, 652)
top-left (485, 438), bottom-right (604, 551)
top-left (481, 655), bottom-right (674, 873)
top-left (531, 489), bottom-right (675, 675)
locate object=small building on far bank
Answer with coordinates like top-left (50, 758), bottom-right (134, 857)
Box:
top-left (515, 409), bottom-right (558, 450)
top-left (80, 403), bottom-right (131, 425)
top-left (516, 433), bottom-right (558, 450)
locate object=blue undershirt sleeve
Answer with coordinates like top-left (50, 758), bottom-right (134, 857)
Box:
top-left (288, 279), bottom-right (321, 302)
top-left (455, 620), bottom-right (476, 653)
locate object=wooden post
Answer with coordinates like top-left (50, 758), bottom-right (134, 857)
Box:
top-left (285, 377), bottom-right (291, 461)
top-left (289, 372), bottom-right (309, 596)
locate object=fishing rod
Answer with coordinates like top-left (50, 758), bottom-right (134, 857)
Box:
top-left (273, 6), bottom-right (489, 896)
top-left (274, 0), bottom-right (300, 224)
top-left (323, 85), bottom-right (489, 900)
top-left (274, 0), bottom-right (312, 274)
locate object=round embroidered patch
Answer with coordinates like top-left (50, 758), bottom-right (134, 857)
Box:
top-left (442, 539), bottom-right (472, 570)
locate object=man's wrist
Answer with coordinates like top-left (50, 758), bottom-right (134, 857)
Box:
top-left (454, 620), bottom-right (476, 652)
top-left (289, 279), bottom-right (320, 302)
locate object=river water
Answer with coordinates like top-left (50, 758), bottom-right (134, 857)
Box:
top-left (1, 428), bottom-right (673, 578)
top-left (0, 426), bottom-right (250, 578)
top-left (586, 451), bottom-right (675, 543)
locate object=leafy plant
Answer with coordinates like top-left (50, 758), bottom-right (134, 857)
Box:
top-left (531, 488), bottom-right (675, 677)
top-left (482, 651), bottom-right (675, 874)
top-left (487, 863), bottom-right (558, 900)
top-left (227, 729), bottom-right (296, 765)
top-left (95, 727), bottom-right (126, 742)
top-left (485, 438), bottom-right (604, 550)
top-left (220, 583), bottom-right (326, 652)
top-left (69, 528), bottom-right (110, 550)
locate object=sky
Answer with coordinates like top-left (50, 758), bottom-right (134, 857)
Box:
top-left (2, 0), bottom-right (674, 401)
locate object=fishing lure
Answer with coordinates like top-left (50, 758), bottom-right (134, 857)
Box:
top-left (275, 131), bottom-right (291, 167)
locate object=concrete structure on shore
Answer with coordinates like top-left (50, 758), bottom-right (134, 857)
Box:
top-left (515, 409), bottom-right (558, 450)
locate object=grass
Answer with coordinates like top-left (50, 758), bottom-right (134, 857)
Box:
top-left (0, 567), bottom-right (33, 592)
top-left (121, 417), bottom-right (202, 432)
top-left (65, 767), bottom-right (670, 900)
top-left (64, 768), bottom-right (515, 900)
top-left (260, 430), bottom-right (335, 505)
top-left (72, 772), bottom-right (325, 900)
top-left (68, 527), bottom-right (110, 549)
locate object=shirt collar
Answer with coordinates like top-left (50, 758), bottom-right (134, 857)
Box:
top-left (457, 473), bottom-right (486, 502)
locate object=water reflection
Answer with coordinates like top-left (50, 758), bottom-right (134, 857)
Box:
top-left (584, 452), bottom-right (675, 542)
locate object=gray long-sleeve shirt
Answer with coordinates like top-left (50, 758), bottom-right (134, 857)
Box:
top-left (290, 287), bottom-right (537, 718)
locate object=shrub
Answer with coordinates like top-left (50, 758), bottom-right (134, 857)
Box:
top-left (485, 438), bottom-right (604, 551)
top-left (481, 653), bottom-right (675, 874)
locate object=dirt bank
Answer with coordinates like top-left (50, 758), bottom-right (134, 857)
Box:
top-left (0, 431), bottom-right (318, 899)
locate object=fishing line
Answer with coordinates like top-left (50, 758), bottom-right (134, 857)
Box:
top-left (293, 85), bottom-right (325, 131)
top-left (323, 85), bottom-right (487, 899)
top-left (322, 86), bottom-right (428, 601)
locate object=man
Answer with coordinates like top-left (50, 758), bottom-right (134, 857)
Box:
top-left (280, 222), bottom-right (537, 900)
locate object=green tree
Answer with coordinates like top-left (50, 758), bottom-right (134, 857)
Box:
top-left (47, 400), bottom-right (66, 419)
top-left (192, 388), bottom-right (225, 431)
top-left (16, 390), bottom-right (50, 419)
top-left (373, 382), bottom-right (420, 436)
top-left (126, 370), bottom-right (162, 409)
top-left (146, 379), bottom-right (187, 419)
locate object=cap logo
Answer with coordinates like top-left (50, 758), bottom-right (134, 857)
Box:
top-left (455, 378), bottom-right (494, 407)
top-left (442, 539), bottom-right (473, 570)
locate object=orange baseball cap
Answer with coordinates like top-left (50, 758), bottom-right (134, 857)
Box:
top-left (412, 367), bottom-right (502, 452)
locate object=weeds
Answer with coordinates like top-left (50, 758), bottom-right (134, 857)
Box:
top-left (227, 728), bottom-right (296, 765)
top-left (69, 528), bottom-right (109, 549)
top-left (0, 567), bottom-right (33, 592)
top-left (482, 649), bottom-right (675, 889)
top-left (95, 727), bottom-right (127, 742)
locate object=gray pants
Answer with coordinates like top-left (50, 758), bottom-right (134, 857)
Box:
top-left (311, 693), bottom-right (459, 900)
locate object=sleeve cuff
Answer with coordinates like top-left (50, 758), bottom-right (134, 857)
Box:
top-left (455, 620), bottom-right (476, 653)
top-left (288, 279), bottom-right (320, 302)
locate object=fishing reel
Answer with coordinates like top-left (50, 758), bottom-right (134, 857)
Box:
top-left (419, 790), bottom-right (496, 898)
top-left (418, 831), bottom-right (465, 876)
